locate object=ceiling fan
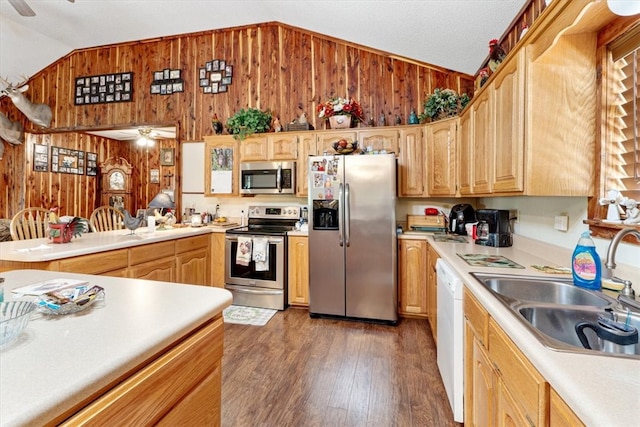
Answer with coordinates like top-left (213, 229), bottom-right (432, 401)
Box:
top-left (8, 0), bottom-right (75, 17)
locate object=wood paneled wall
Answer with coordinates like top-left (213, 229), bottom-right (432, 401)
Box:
top-left (0, 21), bottom-right (472, 220)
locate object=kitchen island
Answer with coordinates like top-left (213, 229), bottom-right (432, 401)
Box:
top-left (0, 226), bottom-right (231, 287)
top-left (400, 232), bottom-right (639, 427)
top-left (0, 269), bottom-right (232, 426)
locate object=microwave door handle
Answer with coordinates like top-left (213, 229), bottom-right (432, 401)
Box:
top-left (344, 183), bottom-right (350, 247)
top-left (338, 183), bottom-right (344, 247)
top-left (276, 164), bottom-right (282, 193)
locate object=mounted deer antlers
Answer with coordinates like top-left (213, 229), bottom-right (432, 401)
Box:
top-left (0, 76), bottom-right (52, 128)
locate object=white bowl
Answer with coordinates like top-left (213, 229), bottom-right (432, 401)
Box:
top-left (0, 301), bottom-right (37, 348)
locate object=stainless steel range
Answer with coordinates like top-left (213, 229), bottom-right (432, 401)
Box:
top-left (224, 205), bottom-right (300, 310)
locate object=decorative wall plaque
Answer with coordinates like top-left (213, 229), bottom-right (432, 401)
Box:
top-left (199, 59), bottom-right (233, 94)
top-left (74, 72), bottom-right (133, 105)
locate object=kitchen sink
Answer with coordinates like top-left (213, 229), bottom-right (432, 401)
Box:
top-left (469, 273), bottom-right (640, 360)
top-left (517, 304), bottom-right (640, 359)
top-left (470, 273), bottom-right (615, 307)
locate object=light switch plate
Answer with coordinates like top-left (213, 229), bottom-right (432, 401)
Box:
top-left (554, 215), bottom-right (569, 231)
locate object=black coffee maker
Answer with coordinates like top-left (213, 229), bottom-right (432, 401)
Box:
top-left (449, 204), bottom-right (476, 235)
top-left (475, 209), bottom-right (513, 247)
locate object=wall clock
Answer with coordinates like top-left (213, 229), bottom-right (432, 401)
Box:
top-left (100, 157), bottom-right (133, 212)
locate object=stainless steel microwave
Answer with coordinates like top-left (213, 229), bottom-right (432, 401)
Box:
top-left (240, 161), bottom-right (296, 194)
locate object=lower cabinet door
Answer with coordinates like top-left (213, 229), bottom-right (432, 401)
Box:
top-left (129, 257), bottom-right (175, 282)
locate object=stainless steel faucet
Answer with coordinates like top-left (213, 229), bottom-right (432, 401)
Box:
top-left (605, 227), bottom-right (640, 271)
top-left (605, 227), bottom-right (640, 299)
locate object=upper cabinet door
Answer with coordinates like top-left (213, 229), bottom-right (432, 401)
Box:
top-left (268, 134), bottom-right (298, 160)
top-left (398, 126), bottom-right (426, 197)
top-left (204, 136), bottom-right (239, 196)
top-left (427, 118), bottom-right (458, 197)
top-left (358, 128), bottom-right (400, 155)
top-left (492, 50), bottom-right (525, 194)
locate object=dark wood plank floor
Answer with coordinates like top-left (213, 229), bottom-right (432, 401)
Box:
top-left (221, 308), bottom-right (457, 427)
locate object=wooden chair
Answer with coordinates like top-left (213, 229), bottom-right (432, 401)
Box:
top-left (10, 207), bottom-right (50, 240)
top-left (90, 206), bottom-right (125, 232)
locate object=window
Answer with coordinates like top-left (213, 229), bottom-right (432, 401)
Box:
top-left (606, 29), bottom-right (640, 201)
top-left (590, 21), bottom-right (640, 237)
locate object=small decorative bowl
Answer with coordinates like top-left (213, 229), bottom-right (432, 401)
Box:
top-left (0, 301), bottom-right (37, 348)
top-left (332, 140), bottom-right (358, 155)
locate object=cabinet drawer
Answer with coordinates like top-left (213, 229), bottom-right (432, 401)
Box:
top-left (129, 241), bottom-right (175, 265)
top-left (61, 317), bottom-right (224, 425)
top-left (176, 235), bottom-right (209, 254)
top-left (489, 318), bottom-right (547, 425)
top-left (57, 249), bottom-right (128, 274)
top-left (464, 287), bottom-right (489, 346)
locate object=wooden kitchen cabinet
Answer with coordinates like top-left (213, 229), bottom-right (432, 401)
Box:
top-left (204, 136), bottom-right (239, 196)
top-left (489, 317), bottom-right (547, 427)
top-left (316, 130), bottom-right (358, 155)
top-left (398, 126), bottom-right (426, 197)
top-left (464, 288), bottom-right (493, 426)
top-left (550, 388), bottom-right (585, 427)
top-left (427, 244), bottom-right (439, 341)
top-left (492, 50), bottom-right (525, 194)
top-left (175, 235), bottom-right (210, 286)
top-left (238, 134), bottom-right (298, 161)
top-left (427, 117), bottom-right (457, 196)
top-left (288, 235), bottom-right (309, 306)
top-left (464, 287), bottom-right (550, 427)
top-left (358, 128), bottom-right (400, 154)
top-left (55, 249), bottom-right (129, 277)
top-left (60, 316), bottom-right (223, 426)
top-left (458, 110), bottom-right (473, 196)
top-left (397, 239), bottom-right (428, 317)
top-left (296, 132), bottom-right (316, 197)
top-left (471, 89), bottom-right (492, 194)
top-left (129, 257), bottom-right (176, 282)
top-left (210, 233), bottom-right (226, 288)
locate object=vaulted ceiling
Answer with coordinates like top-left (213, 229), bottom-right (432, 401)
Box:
top-left (0, 0), bottom-right (527, 81)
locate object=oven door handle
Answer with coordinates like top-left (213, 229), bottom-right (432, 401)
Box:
top-left (276, 163), bottom-right (282, 193)
top-left (225, 284), bottom-right (283, 295)
top-left (225, 235), bottom-right (284, 244)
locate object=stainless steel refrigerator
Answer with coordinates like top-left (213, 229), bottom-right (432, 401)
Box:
top-left (308, 153), bottom-right (397, 323)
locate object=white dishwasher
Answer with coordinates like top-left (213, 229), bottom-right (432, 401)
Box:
top-left (436, 258), bottom-right (464, 423)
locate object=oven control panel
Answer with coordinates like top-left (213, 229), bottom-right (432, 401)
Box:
top-left (248, 205), bottom-right (300, 219)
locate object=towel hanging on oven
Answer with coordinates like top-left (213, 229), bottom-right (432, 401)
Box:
top-left (236, 236), bottom-right (252, 266)
top-left (252, 237), bottom-right (269, 271)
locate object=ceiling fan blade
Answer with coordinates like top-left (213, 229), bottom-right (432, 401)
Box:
top-left (67, 0), bottom-right (75, 3)
top-left (8, 0), bottom-right (36, 16)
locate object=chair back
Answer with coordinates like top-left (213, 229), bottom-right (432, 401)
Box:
top-left (90, 206), bottom-right (125, 232)
top-left (10, 207), bottom-right (50, 240)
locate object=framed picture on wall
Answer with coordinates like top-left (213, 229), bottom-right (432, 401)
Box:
top-left (160, 148), bottom-right (174, 166)
top-left (86, 152), bottom-right (98, 176)
top-left (150, 168), bottom-right (160, 183)
top-left (33, 144), bottom-right (49, 172)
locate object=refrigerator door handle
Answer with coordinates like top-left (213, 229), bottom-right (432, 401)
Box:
top-left (276, 163), bottom-right (282, 193)
top-left (345, 183), bottom-right (350, 247)
top-left (338, 183), bottom-right (344, 246)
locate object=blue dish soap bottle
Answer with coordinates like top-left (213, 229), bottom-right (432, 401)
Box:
top-left (572, 231), bottom-right (602, 290)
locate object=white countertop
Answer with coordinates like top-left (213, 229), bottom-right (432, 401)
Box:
top-left (0, 226), bottom-right (227, 263)
top-left (0, 269), bottom-right (233, 427)
top-left (402, 232), bottom-right (640, 427)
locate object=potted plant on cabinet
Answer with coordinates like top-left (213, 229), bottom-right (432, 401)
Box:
top-left (317, 96), bottom-right (365, 129)
top-left (226, 108), bottom-right (272, 141)
top-left (419, 88), bottom-right (470, 122)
